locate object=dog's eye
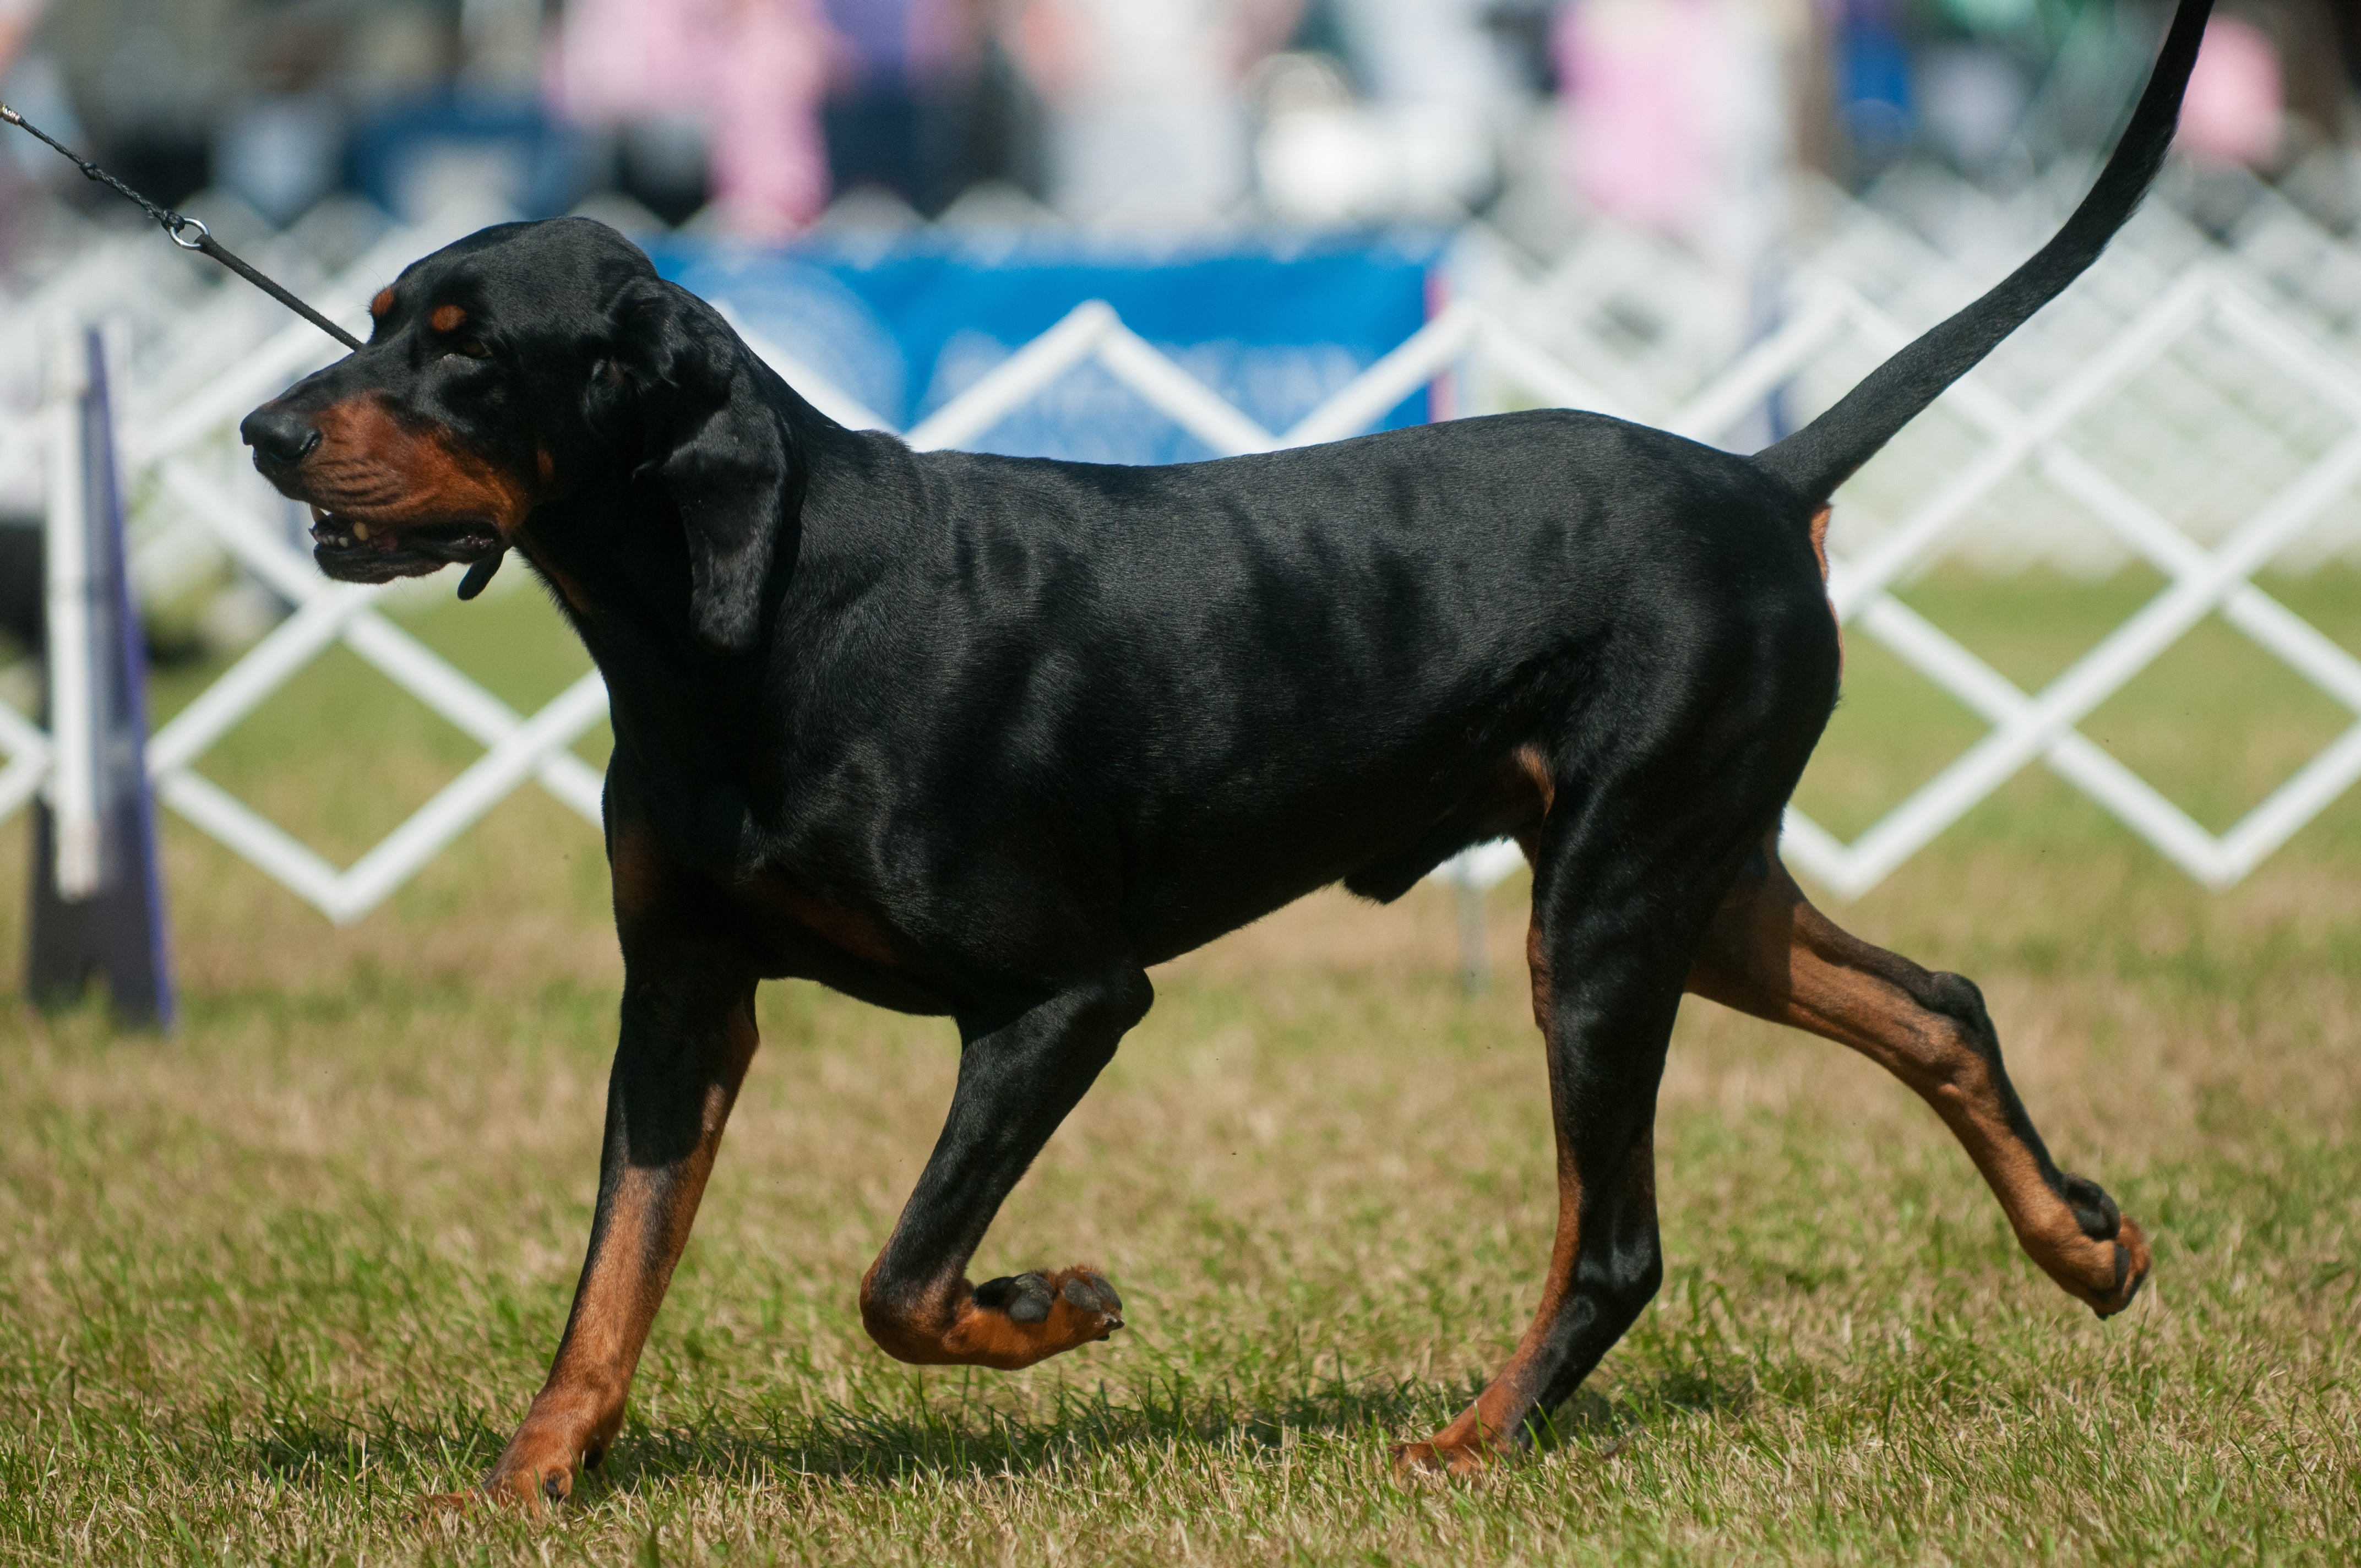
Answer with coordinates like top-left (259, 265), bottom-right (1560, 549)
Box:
top-left (448, 337), bottom-right (491, 360)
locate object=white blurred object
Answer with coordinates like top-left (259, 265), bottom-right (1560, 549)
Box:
top-left (41, 322), bottom-right (94, 896)
top-left (1014, 0), bottom-right (1254, 230)
top-left (197, 579), bottom-right (284, 656)
top-left (1254, 0), bottom-right (1521, 225)
top-left (1260, 102), bottom-right (1493, 222)
top-left (1334, 0), bottom-right (1523, 123)
top-left (215, 95), bottom-right (344, 227)
top-left (391, 140), bottom-right (538, 225)
top-left (1916, 43), bottom-right (2031, 173)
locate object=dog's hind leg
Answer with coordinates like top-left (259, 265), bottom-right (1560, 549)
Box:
top-left (857, 967), bottom-right (1150, 1369)
top-left (1395, 700), bottom-right (1803, 1476)
top-left (1684, 840), bottom-right (2148, 1316)
top-left (472, 941), bottom-right (761, 1510)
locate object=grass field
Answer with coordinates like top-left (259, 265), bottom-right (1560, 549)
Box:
top-left (3, 572), bottom-right (2358, 1564)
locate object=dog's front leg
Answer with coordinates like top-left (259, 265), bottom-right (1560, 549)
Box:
top-left (474, 948), bottom-right (760, 1510)
top-left (858, 968), bottom-right (1151, 1369)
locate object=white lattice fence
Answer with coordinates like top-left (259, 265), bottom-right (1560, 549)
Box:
top-left (4, 200), bottom-right (2361, 919)
top-left (0, 202), bottom-right (618, 925)
top-left (1754, 271), bottom-right (2361, 894)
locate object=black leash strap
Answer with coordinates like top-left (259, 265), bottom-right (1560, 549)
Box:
top-left (1, 103), bottom-right (366, 351)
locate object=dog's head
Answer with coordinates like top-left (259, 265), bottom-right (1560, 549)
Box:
top-left (240, 217), bottom-right (795, 651)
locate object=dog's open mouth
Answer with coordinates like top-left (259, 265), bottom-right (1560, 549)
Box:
top-left (309, 505), bottom-right (501, 582)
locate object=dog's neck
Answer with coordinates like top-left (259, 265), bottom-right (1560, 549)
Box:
top-left (507, 399), bottom-right (878, 847)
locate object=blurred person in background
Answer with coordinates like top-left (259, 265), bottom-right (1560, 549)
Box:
top-left (2180, 7), bottom-right (2287, 168)
top-left (1825, 0), bottom-right (1913, 175)
top-left (819, 0), bottom-right (986, 215)
top-left (214, 9), bottom-right (346, 228)
top-left (2337, 1), bottom-right (2361, 101)
top-left (1555, 0), bottom-right (1805, 240)
top-left (0, 0), bottom-right (62, 257)
top-left (2194, 0), bottom-right (2359, 166)
top-left (1003, 0), bottom-right (1303, 229)
top-left (1253, 0), bottom-right (1532, 223)
top-left (1554, 0), bottom-right (1804, 444)
top-left (553, 0), bottom-right (833, 237)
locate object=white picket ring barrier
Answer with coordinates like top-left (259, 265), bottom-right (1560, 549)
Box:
top-left (3, 175), bottom-right (2361, 923)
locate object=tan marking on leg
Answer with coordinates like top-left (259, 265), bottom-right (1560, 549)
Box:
top-left (476, 1000), bottom-right (760, 1509)
top-left (1396, 893), bottom-right (1591, 1478)
top-left (608, 821), bottom-right (664, 923)
top-left (1685, 847), bottom-right (2144, 1315)
top-left (1512, 745), bottom-right (1553, 865)
top-left (748, 872), bottom-right (906, 968)
top-left (1808, 507), bottom-right (1843, 674)
top-left (1513, 744), bottom-right (1557, 811)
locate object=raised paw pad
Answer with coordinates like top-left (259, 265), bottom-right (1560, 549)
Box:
top-left (2059, 1172), bottom-right (2122, 1242)
top-left (975, 1272), bottom-right (1056, 1322)
top-left (1063, 1274), bottom-right (1121, 1313)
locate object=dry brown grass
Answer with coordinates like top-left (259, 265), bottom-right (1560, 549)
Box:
top-left (2, 578), bottom-right (2358, 1563)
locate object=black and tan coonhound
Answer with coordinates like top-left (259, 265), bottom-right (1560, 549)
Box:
top-left (240, 0), bottom-right (2208, 1506)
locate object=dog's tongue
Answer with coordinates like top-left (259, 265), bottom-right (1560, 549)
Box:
top-left (457, 549), bottom-right (504, 601)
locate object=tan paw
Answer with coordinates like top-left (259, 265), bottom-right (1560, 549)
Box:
top-left (474, 1434), bottom-right (584, 1513)
top-left (1390, 1431), bottom-right (1506, 1479)
top-left (2084, 1214), bottom-right (2151, 1318)
top-left (2037, 1172), bottom-right (2151, 1318)
top-left (938, 1267), bottom-right (1124, 1370)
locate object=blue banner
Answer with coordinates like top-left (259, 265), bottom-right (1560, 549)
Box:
top-left (648, 234), bottom-right (1444, 466)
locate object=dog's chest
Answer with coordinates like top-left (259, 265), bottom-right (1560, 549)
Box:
top-left (726, 866), bottom-right (955, 1014)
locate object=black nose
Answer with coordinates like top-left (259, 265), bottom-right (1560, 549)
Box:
top-left (240, 405), bottom-right (322, 466)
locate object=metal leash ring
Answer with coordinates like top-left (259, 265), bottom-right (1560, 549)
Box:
top-left (0, 102), bottom-right (361, 350)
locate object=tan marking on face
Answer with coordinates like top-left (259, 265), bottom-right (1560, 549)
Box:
top-left (306, 393), bottom-right (538, 538)
top-left (430, 302), bottom-right (468, 334)
top-left (536, 446), bottom-right (556, 484)
top-left (370, 287), bottom-right (394, 319)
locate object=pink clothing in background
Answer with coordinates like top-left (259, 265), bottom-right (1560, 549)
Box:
top-left (552, 0), bottom-right (833, 237)
top-left (2177, 16), bottom-right (2283, 169)
top-left (1557, 0), bottom-right (1722, 236)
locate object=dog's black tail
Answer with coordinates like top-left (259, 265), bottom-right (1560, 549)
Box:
top-left (1752, 0), bottom-right (2214, 506)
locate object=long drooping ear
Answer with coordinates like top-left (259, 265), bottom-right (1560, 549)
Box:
top-left (589, 275), bottom-right (797, 653)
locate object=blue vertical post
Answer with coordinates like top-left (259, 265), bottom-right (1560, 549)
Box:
top-left (26, 325), bottom-right (176, 1031)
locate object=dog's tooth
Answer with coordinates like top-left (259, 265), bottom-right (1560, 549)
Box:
top-left (308, 504), bottom-right (325, 524)
top-left (351, 521), bottom-right (370, 542)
